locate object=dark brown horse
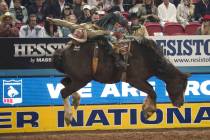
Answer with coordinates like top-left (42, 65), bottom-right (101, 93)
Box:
top-left (53, 36), bottom-right (190, 125)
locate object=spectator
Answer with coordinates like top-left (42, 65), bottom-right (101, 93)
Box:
top-left (169, 0), bottom-right (181, 7)
top-left (81, 4), bottom-right (91, 23)
top-left (196, 14), bottom-right (210, 35)
top-left (48, 0), bottom-right (69, 19)
top-left (5, 0), bottom-right (33, 9)
top-left (91, 12), bottom-right (100, 23)
top-left (95, 10), bottom-right (105, 18)
top-left (158, 0), bottom-right (177, 26)
top-left (0, 12), bottom-right (19, 37)
top-left (0, 1), bottom-right (8, 16)
top-left (134, 0), bottom-right (143, 3)
top-left (27, 0), bottom-right (48, 24)
top-left (137, 0), bottom-right (159, 23)
top-left (87, 0), bottom-right (103, 8)
top-left (112, 0), bottom-right (124, 12)
top-left (19, 14), bottom-right (45, 37)
top-left (123, 0), bottom-right (135, 11)
top-left (155, 0), bottom-right (162, 6)
top-left (177, 0), bottom-right (194, 26)
top-left (103, 0), bottom-right (124, 12)
top-left (44, 19), bottom-right (63, 37)
top-left (129, 13), bottom-right (148, 36)
top-left (61, 4), bottom-right (73, 19)
top-left (9, 0), bottom-right (28, 24)
top-left (194, 0), bottom-right (210, 21)
top-left (103, 0), bottom-right (112, 11)
top-left (60, 14), bottom-right (77, 37)
top-left (73, 0), bottom-right (85, 23)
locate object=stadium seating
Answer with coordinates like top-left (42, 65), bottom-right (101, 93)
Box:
top-left (144, 22), bottom-right (163, 36)
top-left (185, 22), bottom-right (201, 35)
top-left (191, 0), bottom-right (199, 3)
top-left (163, 23), bottom-right (185, 35)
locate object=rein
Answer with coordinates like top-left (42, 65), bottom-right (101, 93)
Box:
top-left (92, 44), bottom-right (99, 75)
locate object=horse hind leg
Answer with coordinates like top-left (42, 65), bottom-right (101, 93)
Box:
top-left (61, 77), bottom-right (80, 110)
top-left (61, 77), bottom-right (88, 126)
top-left (129, 80), bottom-right (157, 119)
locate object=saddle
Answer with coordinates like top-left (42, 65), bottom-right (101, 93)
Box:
top-left (93, 36), bottom-right (133, 82)
top-left (112, 39), bottom-right (131, 81)
top-left (113, 39), bottom-right (131, 56)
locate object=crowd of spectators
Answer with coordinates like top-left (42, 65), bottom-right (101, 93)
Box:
top-left (0, 0), bottom-right (209, 37)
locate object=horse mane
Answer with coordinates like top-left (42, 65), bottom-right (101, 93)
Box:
top-left (136, 38), bottom-right (182, 80)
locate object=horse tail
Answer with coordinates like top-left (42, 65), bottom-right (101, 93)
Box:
top-left (53, 49), bottom-right (64, 73)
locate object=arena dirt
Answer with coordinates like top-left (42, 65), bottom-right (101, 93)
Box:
top-left (0, 128), bottom-right (210, 140)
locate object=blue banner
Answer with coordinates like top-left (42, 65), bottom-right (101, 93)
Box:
top-left (0, 74), bottom-right (210, 107)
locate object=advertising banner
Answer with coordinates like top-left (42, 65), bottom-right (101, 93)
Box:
top-left (152, 35), bottom-right (210, 67)
top-left (0, 74), bottom-right (210, 107)
top-left (0, 36), bottom-right (209, 70)
top-left (0, 38), bottom-right (68, 69)
top-left (0, 103), bottom-right (210, 133)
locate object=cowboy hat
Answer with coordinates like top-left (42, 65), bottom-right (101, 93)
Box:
top-left (83, 5), bottom-right (91, 10)
top-left (0, 12), bottom-right (14, 22)
top-left (68, 28), bottom-right (87, 43)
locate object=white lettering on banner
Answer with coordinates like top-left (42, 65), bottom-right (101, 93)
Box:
top-left (77, 83), bottom-right (92, 98)
top-left (185, 81), bottom-right (200, 96)
top-left (47, 83), bottom-right (64, 98)
top-left (121, 82), bottom-right (139, 97)
top-left (101, 84), bottom-right (121, 97)
top-left (200, 80), bottom-right (210, 95)
top-left (47, 80), bottom-right (210, 99)
top-left (166, 80), bottom-right (210, 96)
top-left (121, 82), bottom-right (156, 97)
top-left (47, 83), bottom-right (92, 98)
top-left (13, 43), bottom-right (66, 57)
top-left (101, 82), bottom-right (155, 97)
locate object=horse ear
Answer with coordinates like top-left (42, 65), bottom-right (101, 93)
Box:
top-left (184, 73), bottom-right (191, 78)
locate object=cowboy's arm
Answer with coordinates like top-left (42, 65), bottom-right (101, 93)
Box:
top-left (46, 17), bottom-right (79, 29)
top-left (87, 29), bottom-right (110, 38)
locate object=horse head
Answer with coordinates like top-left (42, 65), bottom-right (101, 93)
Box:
top-left (166, 73), bottom-right (191, 107)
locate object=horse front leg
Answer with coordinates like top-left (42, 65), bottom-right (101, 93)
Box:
top-left (61, 77), bottom-right (87, 126)
top-left (141, 82), bottom-right (157, 119)
top-left (129, 80), bottom-right (157, 119)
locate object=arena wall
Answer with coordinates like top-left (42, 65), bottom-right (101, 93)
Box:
top-left (0, 36), bottom-right (210, 134)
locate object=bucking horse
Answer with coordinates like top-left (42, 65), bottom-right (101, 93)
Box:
top-left (53, 35), bottom-right (190, 125)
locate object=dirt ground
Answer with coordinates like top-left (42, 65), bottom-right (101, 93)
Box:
top-left (1, 128), bottom-right (210, 140)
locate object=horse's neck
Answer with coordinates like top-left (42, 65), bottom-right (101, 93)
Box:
top-left (162, 70), bottom-right (183, 85)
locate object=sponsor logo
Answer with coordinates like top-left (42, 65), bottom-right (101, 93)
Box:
top-left (156, 39), bottom-right (210, 56)
top-left (13, 43), bottom-right (67, 63)
top-left (3, 80), bottom-right (22, 105)
top-left (153, 37), bottom-right (210, 66)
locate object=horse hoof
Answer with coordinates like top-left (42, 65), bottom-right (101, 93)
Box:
top-left (173, 101), bottom-right (184, 108)
top-left (64, 112), bottom-right (73, 126)
top-left (142, 110), bottom-right (153, 119)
